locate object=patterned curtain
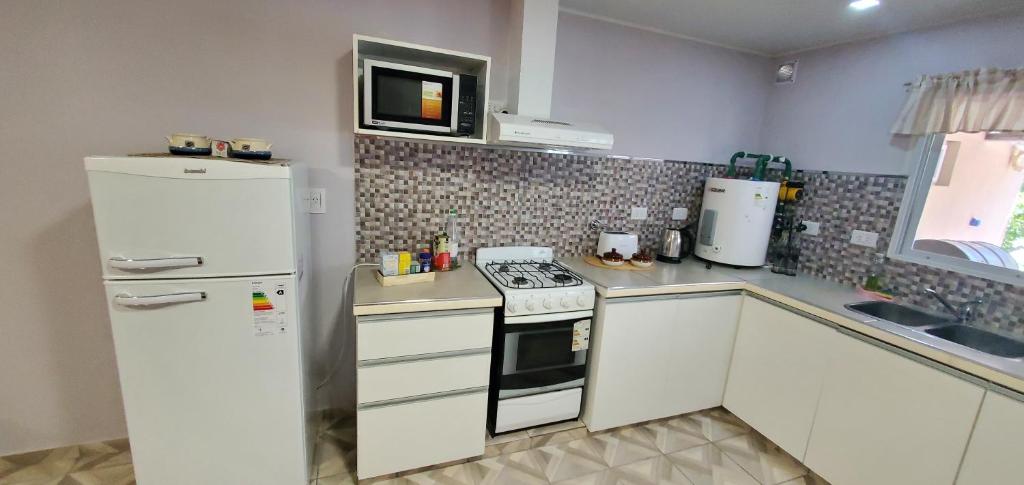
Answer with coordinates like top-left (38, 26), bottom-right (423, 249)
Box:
top-left (891, 68), bottom-right (1024, 135)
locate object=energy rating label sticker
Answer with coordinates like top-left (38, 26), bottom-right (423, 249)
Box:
top-left (251, 281), bottom-right (289, 337)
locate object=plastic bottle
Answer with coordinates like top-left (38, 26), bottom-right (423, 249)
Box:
top-left (445, 209), bottom-right (460, 269)
top-left (864, 253), bottom-right (886, 291)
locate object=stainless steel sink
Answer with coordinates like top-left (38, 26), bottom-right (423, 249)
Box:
top-left (925, 326), bottom-right (1024, 359)
top-left (847, 300), bottom-right (1024, 360)
top-left (845, 301), bottom-right (956, 327)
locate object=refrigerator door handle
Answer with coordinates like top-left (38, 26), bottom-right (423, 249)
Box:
top-left (108, 256), bottom-right (204, 270)
top-left (114, 292), bottom-right (207, 307)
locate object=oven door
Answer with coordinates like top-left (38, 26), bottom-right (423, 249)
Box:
top-left (363, 59), bottom-right (458, 134)
top-left (500, 315), bottom-right (589, 399)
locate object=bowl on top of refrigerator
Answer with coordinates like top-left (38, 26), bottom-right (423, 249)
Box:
top-left (166, 133), bottom-right (212, 155)
top-left (229, 138), bottom-right (273, 160)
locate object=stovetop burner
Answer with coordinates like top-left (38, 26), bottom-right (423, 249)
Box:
top-left (551, 273), bottom-right (574, 283)
top-left (483, 260), bottom-right (584, 289)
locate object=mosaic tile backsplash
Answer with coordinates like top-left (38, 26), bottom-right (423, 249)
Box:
top-left (354, 135), bottom-right (1023, 335)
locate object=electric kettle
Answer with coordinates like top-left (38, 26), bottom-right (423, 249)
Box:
top-left (656, 225), bottom-right (695, 263)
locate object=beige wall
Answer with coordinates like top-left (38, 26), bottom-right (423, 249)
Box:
top-left (0, 0), bottom-right (511, 456)
top-left (917, 132), bottom-right (1024, 244)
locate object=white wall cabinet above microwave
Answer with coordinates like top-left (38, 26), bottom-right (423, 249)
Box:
top-left (352, 35), bottom-right (491, 144)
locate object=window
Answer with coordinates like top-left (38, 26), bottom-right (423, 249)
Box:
top-left (892, 132), bottom-right (1024, 285)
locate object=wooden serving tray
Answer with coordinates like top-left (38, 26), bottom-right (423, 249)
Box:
top-left (375, 270), bottom-right (437, 286)
top-left (583, 255), bottom-right (655, 271)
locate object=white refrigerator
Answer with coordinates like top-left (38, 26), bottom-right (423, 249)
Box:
top-left (84, 156), bottom-right (316, 485)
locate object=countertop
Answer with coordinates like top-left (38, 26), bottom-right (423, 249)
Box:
top-left (560, 257), bottom-right (1024, 395)
top-left (353, 266), bottom-right (502, 316)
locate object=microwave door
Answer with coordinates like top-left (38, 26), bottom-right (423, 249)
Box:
top-left (362, 59), bottom-right (455, 133)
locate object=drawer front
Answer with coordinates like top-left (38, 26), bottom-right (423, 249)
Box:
top-left (496, 387), bottom-right (583, 434)
top-left (357, 352), bottom-right (491, 404)
top-left (358, 311), bottom-right (492, 360)
top-left (356, 390), bottom-right (487, 479)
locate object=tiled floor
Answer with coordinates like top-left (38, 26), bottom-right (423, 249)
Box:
top-left (314, 408), bottom-right (830, 485)
top-left (0, 439), bottom-right (134, 485)
top-left (0, 408), bottom-right (828, 485)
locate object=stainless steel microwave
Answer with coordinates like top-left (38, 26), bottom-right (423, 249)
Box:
top-left (362, 59), bottom-right (477, 136)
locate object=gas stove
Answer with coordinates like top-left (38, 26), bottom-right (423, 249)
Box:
top-left (476, 246), bottom-right (594, 317)
top-left (476, 246), bottom-right (595, 435)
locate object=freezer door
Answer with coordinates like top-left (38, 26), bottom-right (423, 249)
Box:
top-left (104, 276), bottom-right (308, 485)
top-left (85, 157), bottom-right (296, 279)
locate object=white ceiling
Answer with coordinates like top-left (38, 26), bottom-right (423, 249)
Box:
top-left (559, 0), bottom-right (1024, 57)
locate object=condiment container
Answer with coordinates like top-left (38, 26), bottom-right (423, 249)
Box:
top-left (433, 233), bottom-right (451, 272)
top-left (398, 251), bottom-right (412, 275)
top-left (380, 252), bottom-right (399, 276)
top-left (419, 249), bottom-right (432, 273)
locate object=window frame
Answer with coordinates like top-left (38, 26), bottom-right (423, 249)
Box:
top-left (889, 133), bottom-right (1024, 286)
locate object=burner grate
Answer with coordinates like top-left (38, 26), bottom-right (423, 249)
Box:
top-left (484, 260), bottom-right (584, 289)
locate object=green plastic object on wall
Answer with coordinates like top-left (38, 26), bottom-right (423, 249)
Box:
top-left (727, 151), bottom-right (793, 181)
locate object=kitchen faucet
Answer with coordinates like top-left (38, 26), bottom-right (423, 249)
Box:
top-left (923, 287), bottom-right (984, 323)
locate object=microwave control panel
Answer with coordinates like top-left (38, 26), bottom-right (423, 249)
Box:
top-left (457, 74), bottom-right (477, 135)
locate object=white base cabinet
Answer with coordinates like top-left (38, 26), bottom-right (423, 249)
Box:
top-left (954, 391), bottom-right (1024, 484)
top-left (583, 293), bottom-right (741, 431)
top-left (355, 309), bottom-right (493, 479)
top-left (724, 296), bottom-right (836, 460)
top-left (804, 332), bottom-right (984, 485)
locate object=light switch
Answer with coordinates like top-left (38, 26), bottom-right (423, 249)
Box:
top-left (672, 207), bottom-right (688, 220)
top-left (850, 229), bottom-right (878, 248)
top-left (630, 207), bottom-right (648, 220)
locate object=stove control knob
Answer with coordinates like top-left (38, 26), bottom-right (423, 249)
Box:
top-left (576, 294), bottom-right (587, 307)
top-left (560, 296), bottom-right (570, 309)
top-left (542, 297), bottom-right (553, 310)
top-left (525, 299), bottom-right (536, 311)
top-left (506, 300), bottom-right (518, 314)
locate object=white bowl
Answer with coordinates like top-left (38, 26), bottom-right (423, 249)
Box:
top-left (630, 259), bottom-right (653, 268)
top-left (601, 258), bottom-right (624, 267)
top-left (166, 133), bottom-right (211, 149)
top-left (230, 138), bottom-right (273, 152)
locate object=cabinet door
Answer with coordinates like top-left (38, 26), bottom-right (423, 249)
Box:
top-left (805, 332), bottom-right (984, 485)
top-left (723, 296), bottom-right (836, 460)
top-left (954, 391), bottom-right (1024, 484)
top-left (583, 297), bottom-right (677, 431)
top-left (663, 294), bottom-right (742, 415)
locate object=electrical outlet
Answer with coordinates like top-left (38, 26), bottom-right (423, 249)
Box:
top-left (630, 207), bottom-right (648, 220)
top-left (850, 229), bottom-right (878, 248)
top-left (803, 221), bottom-right (820, 236)
top-left (305, 188), bottom-right (325, 214)
top-left (672, 207), bottom-right (688, 220)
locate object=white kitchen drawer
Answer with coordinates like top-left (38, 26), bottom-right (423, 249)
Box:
top-left (357, 351), bottom-right (491, 404)
top-left (357, 389), bottom-right (487, 479)
top-left (357, 310), bottom-right (492, 361)
top-left (495, 388), bottom-right (582, 434)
